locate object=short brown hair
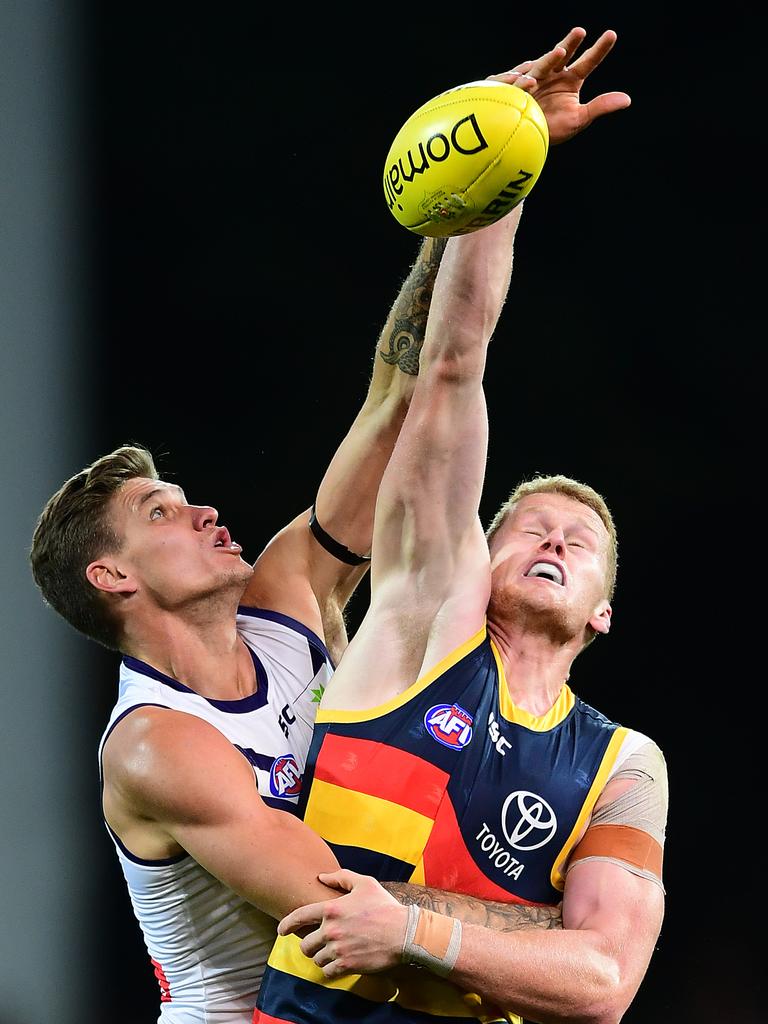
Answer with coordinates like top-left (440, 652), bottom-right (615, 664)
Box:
top-left (486, 474), bottom-right (618, 599)
top-left (30, 445), bottom-right (159, 650)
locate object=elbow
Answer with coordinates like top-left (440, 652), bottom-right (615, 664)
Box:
top-left (573, 953), bottom-right (632, 1024)
top-left (423, 335), bottom-right (488, 384)
top-left (357, 387), bottom-right (412, 442)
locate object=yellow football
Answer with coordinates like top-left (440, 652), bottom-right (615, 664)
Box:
top-left (383, 81), bottom-right (549, 237)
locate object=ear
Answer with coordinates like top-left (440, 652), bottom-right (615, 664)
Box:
top-left (85, 559), bottom-right (138, 596)
top-left (588, 600), bottom-right (612, 636)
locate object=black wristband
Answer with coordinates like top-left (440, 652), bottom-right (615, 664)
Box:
top-left (308, 506), bottom-right (372, 566)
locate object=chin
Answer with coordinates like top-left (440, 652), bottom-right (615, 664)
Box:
top-left (488, 587), bottom-right (577, 644)
top-left (227, 561), bottom-right (254, 592)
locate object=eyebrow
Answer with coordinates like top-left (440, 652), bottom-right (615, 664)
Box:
top-left (518, 507), bottom-right (602, 538)
top-left (136, 484), bottom-right (186, 510)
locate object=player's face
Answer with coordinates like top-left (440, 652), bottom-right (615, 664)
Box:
top-left (487, 493), bottom-right (612, 641)
top-left (109, 477), bottom-right (253, 606)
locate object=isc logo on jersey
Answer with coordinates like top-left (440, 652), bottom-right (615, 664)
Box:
top-left (424, 703), bottom-right (474, 750)
top-left (269, 754), bottom-right (302, 798)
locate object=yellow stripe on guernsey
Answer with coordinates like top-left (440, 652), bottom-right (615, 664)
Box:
top-left (550, 726), bottom-right (629, 891)
top-left (316, 625), bottom-right (488, 723)
top-left (267, 933), bottom-right (520, 1022)
top-left (304, 782), bottom-right (432, 863)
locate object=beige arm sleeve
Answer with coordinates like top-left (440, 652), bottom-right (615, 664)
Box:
top-left (567, 741), bottom-right (669, 892)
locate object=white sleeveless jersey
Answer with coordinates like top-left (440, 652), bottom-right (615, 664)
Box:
top-left (98, 606), bottom-right (334, 1023)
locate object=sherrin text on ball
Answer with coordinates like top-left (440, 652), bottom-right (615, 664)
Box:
top-left (383, 81), bottom-right (548, 237)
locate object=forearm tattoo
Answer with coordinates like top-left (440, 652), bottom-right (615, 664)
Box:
top-left (379, 237), bottom-right (448, 376)
top-left (381, 881), bottom-right (562, 932)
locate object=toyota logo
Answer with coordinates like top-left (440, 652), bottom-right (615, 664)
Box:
top-left (501, 790), bottom-right (557, 851)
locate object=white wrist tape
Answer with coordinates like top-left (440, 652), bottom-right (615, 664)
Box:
top-left (401, 903), bottom-right (462, 977)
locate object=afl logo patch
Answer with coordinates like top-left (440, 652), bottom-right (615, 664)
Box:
top-left (424, 703), bottom-right (474, 750)
top-left (269, 754), bottom-right (302, 798)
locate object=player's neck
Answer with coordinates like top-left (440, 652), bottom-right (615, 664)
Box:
top-left (487, 619), bottom-right (578, 716)
top-left (124, 606), bottom-right (256, 700)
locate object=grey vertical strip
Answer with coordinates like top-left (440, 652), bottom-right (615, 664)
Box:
top-left (0, 3), bottom-right (94, 1022)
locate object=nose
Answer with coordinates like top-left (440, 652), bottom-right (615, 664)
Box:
top-left (538, 527), bottom-right (565, 559)
top-left (191, 505), bottom-right (218, 531)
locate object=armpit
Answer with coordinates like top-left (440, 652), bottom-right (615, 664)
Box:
top-left (567, 741), bottom-right (668, 892)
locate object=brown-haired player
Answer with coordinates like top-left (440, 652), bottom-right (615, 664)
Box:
top-left (29, 228), bottom-right (446, 1017)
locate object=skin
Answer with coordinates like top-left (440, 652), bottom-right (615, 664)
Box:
top-left (96, 214), bottom-right (560, 936)
top-left (89, 24), bottom-right (646, 1016)
top-left (275, 28), bottom-right (664, 1024)
top-left (486, 494), bottom-right (612, 711)
top-left (91, 223), bottom-right (555, 934)
top-left (94, 235), bottom-right (437, 912)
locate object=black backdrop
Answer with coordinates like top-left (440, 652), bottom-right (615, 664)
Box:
top-left (78, 5), bottom-right (758, 1020)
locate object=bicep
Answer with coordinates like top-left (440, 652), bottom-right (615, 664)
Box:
top-left (125, 715), bottom-right (340, 920)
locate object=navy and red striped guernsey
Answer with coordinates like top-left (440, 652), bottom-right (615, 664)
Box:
top-left (255, 624), bottom-right (652, 1024)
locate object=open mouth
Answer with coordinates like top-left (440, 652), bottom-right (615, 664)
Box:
top-left (524, 561), bottom-right (564, 586)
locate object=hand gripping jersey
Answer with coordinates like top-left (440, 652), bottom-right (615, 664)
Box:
top-left (255, 625), bottom-right (665, 1024)
top-left (98, 607), bottom-right (333, 1024)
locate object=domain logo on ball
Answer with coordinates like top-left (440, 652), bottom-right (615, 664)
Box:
top-left (382, 80), bottom-right (548, 238)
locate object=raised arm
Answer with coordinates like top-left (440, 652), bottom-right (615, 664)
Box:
top-left (241, 237), bottom-right (447, 661)
top-left (319, 206), bottom-right (522, 708)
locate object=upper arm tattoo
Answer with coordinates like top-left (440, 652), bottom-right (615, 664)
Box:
top-left (381, 881), bottom-right (562, 932)
top-left (379, 237), bottom-right (448, 377)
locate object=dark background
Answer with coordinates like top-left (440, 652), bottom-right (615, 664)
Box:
top-left (8, 3), bottom-right (758, 1021)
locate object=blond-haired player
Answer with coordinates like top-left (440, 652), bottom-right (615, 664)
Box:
top-left (256, 27), bottom-right (666, 1024)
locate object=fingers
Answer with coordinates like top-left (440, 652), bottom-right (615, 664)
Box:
top-left (525, 44), bottom-right (568, 82)
top-left (492, 27), bottom-right (621, 86)
top-left (485, 69), bottom-right (537, 91)
top-left (299, 925), bottom-right (325, 958)
top-left (567, 29), bottom-right (619, 79)
top-left (278, 900), bottom-right (326, 936)
top-left (510, 60), bottom-right (534, 77)
top-left (556, 26), bottom-right (588, 65)
top-left (322, 959), bottom-right (350, 980)
top-left (317, 868), bottom-right (365, 892)
top-left (521, 24), bottom-right (587, 80)
top-left (301, 929), bottom-right (349, 979)
top-left (583, 91), bottom-right (632, 122)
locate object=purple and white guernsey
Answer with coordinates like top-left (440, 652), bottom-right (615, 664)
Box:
top-left (98, 606), bottom-right (333, 1023)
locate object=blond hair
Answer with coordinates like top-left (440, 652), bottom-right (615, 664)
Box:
top-left (486, 474), bottom-right (618, 599)
top-left (30, 445), bottom-right (159, 650)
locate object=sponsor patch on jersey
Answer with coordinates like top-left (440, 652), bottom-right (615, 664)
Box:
top-left (424, 703), bottom-right (474, 750)
top-left (269, 753), bottom-right (302, 797)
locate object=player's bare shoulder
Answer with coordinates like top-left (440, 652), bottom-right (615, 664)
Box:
top-left (102, 708), bottom-right (257, 846)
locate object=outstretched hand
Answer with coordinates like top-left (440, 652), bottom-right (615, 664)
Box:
top-left (278, 869), bottom-right (408, 979)
top-left (488, 27), bottom-right (631, 145)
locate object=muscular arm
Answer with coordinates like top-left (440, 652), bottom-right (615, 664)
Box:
top-left (321, 208), bottom-right (523, 707)
top-left (381, 881), bottom-right (562, 932)
top-left (446, 861), bottom-right (664, 1024)
top-left (281, 863), bottom-right (662, 1024)
top-left (103, 708), bottom-right (561, 932)
top-left (279, 756), bottom-right (666, 1020)
top-left (102, 708), bottom-right (341, 920)
top-left (242, 238), bottom-right (447, 662)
